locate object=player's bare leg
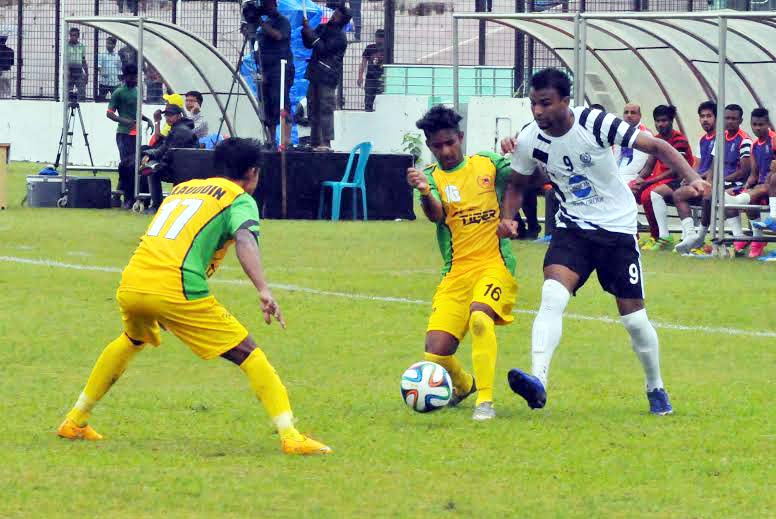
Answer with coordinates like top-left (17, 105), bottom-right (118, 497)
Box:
top-left (424, 331), bottom-right (476, 406)
top-left (508, 264), bottom-right (576, 409)
top-left (58, 333), bottom-right (146, 440)
top-left (469, 302), bottom-right (499, 421)
top-left (616, 298), bottom-right (672, 415)
top-left (221, 336), bottom-right (331, 455)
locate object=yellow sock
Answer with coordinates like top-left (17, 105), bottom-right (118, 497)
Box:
top-left (424, 352), bottom-right (473, 395)
top-left (470, 311), bottom-right (497, 405)
top-left (239, 348), bottom-right (303, 441)
top-left (66, 334), bottom-right (144, 426)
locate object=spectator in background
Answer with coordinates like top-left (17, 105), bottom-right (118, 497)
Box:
top-left (302, 5), bottom-right (351, 151)
top-left (634, 105), bottom-right (693, 251)
top-left (118, 43), bottom-right (137, 71)
top-left (350, 0), bottom-right (362, 40)
top-left (66, 27), bottom-right (88, 100)
top-left (97, 36), bottom-right (122, 102)
top-left (141, 104), bottom-right (198, 212)
top-left (117, 0), bottom-right (138, 14)
top-left (144, 63), bottom-right (164, 104)
top-left (615, 103), bottom-right (651, 185)
top-left (184, 90), bottom-right (209, 140)
top-left (258, 0), bottom-right (294, 147)
top-left (0, 35), bottom-right (13, 99)
top-left (358, 29), bottom-right (385, 112)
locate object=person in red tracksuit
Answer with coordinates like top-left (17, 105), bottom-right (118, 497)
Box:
top-left (630, 105), bottom-right (694, 251)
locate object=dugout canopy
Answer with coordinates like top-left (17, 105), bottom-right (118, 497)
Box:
top-left (453, 10), bottom-right (776, 144)
top-left (65, 16), bottom-right (263, 139)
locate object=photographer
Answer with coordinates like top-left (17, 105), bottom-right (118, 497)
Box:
top-left (141, 104), bottom-right (198, 212)
top-left (258, 0), bottom-right (294, 147)
top-left (302, 5), bottom-right (351, 152)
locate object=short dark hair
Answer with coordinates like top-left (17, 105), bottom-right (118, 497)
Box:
top-left (185, 90), bottom-right (204, 107)
top-left (698, 101), bottom-right (717, 116)
top-left (335, 6), bottom-right (353, 24)
top-left (725, 104), bottom-right (744, 118)
top-left (214, 138), bottom-right (262, 180)
top-left (375, 29), bottom-right (385, 38)
top-left (589, 103), bottom-right (606, 111)
top-left (69, 27), bottom-right (80, 34)
top-left (653, 104), bottom-right (677, 120)
top-left (107, 36), bottom-right (117, 43)
top-left (416, 105), bottom-right (463, 138)
top-left (530, 68), bottom-right (572, 99)
top-left (122, 63), bottom-right (138, 77)
top-left (752, 107), bottom-right (769, 119)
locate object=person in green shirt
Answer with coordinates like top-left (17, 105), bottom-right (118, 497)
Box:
top-left (107, 63), bottom-right (152, 208)
top-left (66, 27), bottom-right (88, 100)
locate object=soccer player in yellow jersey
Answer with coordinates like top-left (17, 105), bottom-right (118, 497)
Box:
top-left (407, 106), bottom-right (519, 421)
top-left (57, 138), bottom-right (331, 455)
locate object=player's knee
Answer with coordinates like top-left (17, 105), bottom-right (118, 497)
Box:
top-left (539, 279), bottom-right (570, 314)
top-left (469, 310), bottom-right (493, 337)
top-left (222, 335), bottom-right (260, 366)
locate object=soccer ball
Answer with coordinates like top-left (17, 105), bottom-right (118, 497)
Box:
top-left (400, 361), bottom-right (453, 413)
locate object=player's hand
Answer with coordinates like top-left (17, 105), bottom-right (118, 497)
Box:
top-left (690, 178), bottom-right (711, 197)
top-left (260, 289), bottom-right (286, 328)
top-left (357, 77), bottom-right (364, 88)
top-left (500, 136), bottom-right (517, 154)
top-left (153, 109), bottom-right (162, 122)
top-left (406, 167), bottom-right (429, 193)
top-left (497, 218), bottom-right (518, 239)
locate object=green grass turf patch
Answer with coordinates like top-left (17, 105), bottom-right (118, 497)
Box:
top-left (1, 163), bottom-right (774, 518)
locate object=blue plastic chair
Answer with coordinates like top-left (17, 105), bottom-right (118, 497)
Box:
top-left (318, 141), bottom-right (372, 221)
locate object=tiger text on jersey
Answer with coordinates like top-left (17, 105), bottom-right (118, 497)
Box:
top-left (511, 106), bottom-right (640, 235)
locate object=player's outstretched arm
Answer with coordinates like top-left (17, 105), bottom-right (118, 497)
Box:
top-left (407, 167), bottom-right (444, 223)
top-left (633, 134), bottom-right (708, 196)
top-left (235, 229), bottom-right (286, 328)
top-left (497, 176), bottom-right (523, 238)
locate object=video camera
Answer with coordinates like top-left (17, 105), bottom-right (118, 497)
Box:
top-left (241, 0), bottom-right (269, 29)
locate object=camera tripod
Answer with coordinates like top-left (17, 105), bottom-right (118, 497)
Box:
top-left (217, 21), bottom-right (271, 144)
top-left (54, 100), bottom-right (95, 169)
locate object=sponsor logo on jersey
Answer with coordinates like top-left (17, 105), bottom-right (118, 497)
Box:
top-left (569, 174), bottom-right (593, 199)
top-left (453, 208), bottom-right (497, 226)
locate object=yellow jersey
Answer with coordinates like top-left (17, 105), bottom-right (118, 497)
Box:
top-left (120, 177), bottom-right (260, 300)
top-left (425, 152), bottom-right (516, 276)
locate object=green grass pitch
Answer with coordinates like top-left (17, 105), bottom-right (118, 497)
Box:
top-left (0, 162), bottom-right (774, 517)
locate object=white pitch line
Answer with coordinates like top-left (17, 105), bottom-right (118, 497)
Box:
top-left (2, 255), bottom-right (775, 339)
top-left (415, 26), bottom-right (508, 63)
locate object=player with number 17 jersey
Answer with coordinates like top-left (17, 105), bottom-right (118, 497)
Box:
top-left (121, 177), bottom-right (260, 301)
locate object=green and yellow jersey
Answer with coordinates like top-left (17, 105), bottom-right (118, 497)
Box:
top-left (120, 177), bottom-right (260, 300)
top-left (425, 152), bottom-right (515, 276)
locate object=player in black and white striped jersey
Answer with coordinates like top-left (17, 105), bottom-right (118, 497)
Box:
top-left (501, 68), bottom-right (708, 415)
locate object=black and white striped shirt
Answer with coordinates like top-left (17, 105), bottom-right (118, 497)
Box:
top-left (511, 107), bottom-right (642, 235)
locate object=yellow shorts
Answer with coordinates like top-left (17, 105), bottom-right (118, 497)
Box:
top-left (427, 264), bottom-right (517, 340)
top-left (117, 288), bottom-right (249, 360)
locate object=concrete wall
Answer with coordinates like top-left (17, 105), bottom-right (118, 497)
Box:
top-left (0, 100), bottom-right (165, 166)
top-left (1, 96), bottom-right (533, 166)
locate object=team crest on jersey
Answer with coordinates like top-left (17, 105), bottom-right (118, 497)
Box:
top-left (579, 152), bottom-right (593, 166)
top-left (477, 176), bottom-right (493, 189)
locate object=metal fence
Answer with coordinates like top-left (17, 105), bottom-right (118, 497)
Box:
top-left (0, 0), bottom-right (760, 109)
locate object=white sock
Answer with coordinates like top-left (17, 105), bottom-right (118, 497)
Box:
top-left (698, 226), bottom-right (707, 240)
top-left (650, 191), bottom-right (670, 239)
top-left (530, 279), bottom-right (571, 388)
top-left (725, 192), bottom-right (751, 205)
top-left (770, 197), bottom-right (776, 218)
top-left (680, 217), bottom-right (695, 240)
top-left (621, 309), bottom-right (664, 391)
top-left (726, 215), bottom-right (743, 236)
top-left (752, 218), bottom-right (764, 238)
